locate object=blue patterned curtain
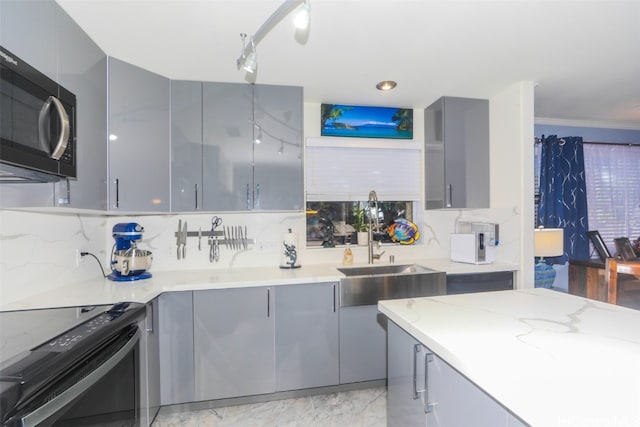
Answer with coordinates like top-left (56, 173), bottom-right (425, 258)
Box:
top-left (537, 135), bottom-right (590, 263)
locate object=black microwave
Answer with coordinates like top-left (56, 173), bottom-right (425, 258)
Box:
top-left (0, 46), bottom-right (77, 182)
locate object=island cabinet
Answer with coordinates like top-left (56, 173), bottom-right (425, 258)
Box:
top-left (202, 82), bottom-right (303, 211)
top-left (387, 321), bottom-right (526, 427)
top-left (274, 282), bottom-right (339, 391)
top-left (158, 291), bottom-right (195, 406)
top-left (424, 96), bottom-right (490, 210)
top-left (108, 57), bottom-right (170, 211)
top-left (193, 287), bottom-right (275, 401)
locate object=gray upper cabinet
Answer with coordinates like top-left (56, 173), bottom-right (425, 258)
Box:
top-left (202, 82), bottom-right (252, 211)
top-left (108, 57), bottom-right (170, 211)
top-left (424, 96), bottom-right (489, 210)
top-left (171, 80), bottom-right (203, 211)
top-left (0, 0), bottom-right (107, 209)
top-left (274, 282), bottom-right (339, 391)
top-left (0, 0), bottom-right (56, 81)
top-left (253, 84), bottom-right (304, 211)
top-left (55, 6), bottom-right (107, 209)
top-left (202, 82), bottom-right (303, 211)
top-left (193, 287), bottom-right (275, 401)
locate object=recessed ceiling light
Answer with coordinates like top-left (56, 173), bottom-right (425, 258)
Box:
top-left (376, 80), bottom-right (397, 91)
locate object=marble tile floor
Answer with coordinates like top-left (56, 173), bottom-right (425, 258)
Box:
top-left (151, 386), bottom-right (386, 427)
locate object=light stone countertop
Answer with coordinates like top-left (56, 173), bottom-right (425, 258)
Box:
top-left (0, 259), bottom-right (517, 312)
top-left (378, 289), bottom-right (640, 427)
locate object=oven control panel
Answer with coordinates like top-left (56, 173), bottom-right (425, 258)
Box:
top-left (44, 313), bottom-right (114, 352)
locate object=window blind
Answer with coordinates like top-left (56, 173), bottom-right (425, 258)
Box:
top-left (305, 138), bottom-right (421, 201)
top-left (583, 143), bottom-right (640, 253)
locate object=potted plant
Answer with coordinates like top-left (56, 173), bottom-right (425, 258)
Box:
top-left (352, 207), bottom-right (369, 246)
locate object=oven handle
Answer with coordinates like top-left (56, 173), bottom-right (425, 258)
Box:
top-left (19, 328), bottom-right (140, 427)
top-left (38, 95), bottom-right (71, 160)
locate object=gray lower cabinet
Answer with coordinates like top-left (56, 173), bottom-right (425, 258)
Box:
top-left (108, 57), bottom-right (170, 211)
top-left (158, 291), bottom-right (195, 406)
top-left (446, 271), bottom-right (515, 295)
top-left (193, 287), bottom-right (275, 401)
top-left (142, 298), bottom-right (161, 425)
top-left (387, 321), bottom-right (526, 427)
top-left (339, 305), bottom-right (387, 384)
top-left (274, 282), bottom-right (339, 391)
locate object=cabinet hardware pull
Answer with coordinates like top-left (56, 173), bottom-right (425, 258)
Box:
top-left (195, 183), bottom-right (199, 210)
top-left (146, 302), bottom-right (154, 333)
top-left (246, 184), bottom-right (250, 210)
top-left (413, 343), bottom-right (422, 399)
top-left (424, 351), bottom-right (435, 413)
top-left (255, 183), bottom-right (260, 209)
top-left (333, 284), bottom-right (336, 312)
top-left (267, 288), bottom-right (271, 318)
top-left (447, 184), bottom-right (453, 208)
top-left (115, 178), bottom-right (120, 208)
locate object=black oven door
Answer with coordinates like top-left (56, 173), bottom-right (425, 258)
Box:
top-left (0, 46), bottom-right (76, 179)
top-left (2, 325), bottom-right (141, 427)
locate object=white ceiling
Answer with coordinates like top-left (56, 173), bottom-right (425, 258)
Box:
top-left (56, 0), bottom-right (640, 127)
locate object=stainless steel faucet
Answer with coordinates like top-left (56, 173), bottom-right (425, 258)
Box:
top-left (368, 190), bottom-right (385, 264)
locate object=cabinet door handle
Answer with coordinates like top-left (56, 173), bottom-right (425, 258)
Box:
top-left (424, 351), bottom-right (435, 414)
top-left (447, 184), bottom-right (453, 208)
top-left (145, 302), bottom-right (154, 333)
top-left (267, 288), bottom-right (271, 318)
top-left (114, 178), bottom-right (120, 208)
top-left (255, 183), bottom-right (260, 209)
top-left (246, 184), bottom-right (250, 210)
top-left (413, 344), bottom-right (423, 399)
top-left (195, 183), bottom-right (199, 210)
top-left (333, 284), bottom-right (336, 313)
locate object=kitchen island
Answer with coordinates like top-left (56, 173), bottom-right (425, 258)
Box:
top-left (379, 289), bottom-right (640, 426)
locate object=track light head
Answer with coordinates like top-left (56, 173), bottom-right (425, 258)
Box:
top-left (243, 51), bottom-right (257, 73)
top-left (237, 33), bottom-right (258, 73)
top-left (294, 0), bottom-right (310, 29)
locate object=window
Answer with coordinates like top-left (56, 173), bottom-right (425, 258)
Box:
top-left (583, 143), bottom-right (640, 254)
top-left (306, 200), bottom-right (413, 247)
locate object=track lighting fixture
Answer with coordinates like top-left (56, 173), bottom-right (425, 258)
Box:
top-left (294, 0), bottom-right (310, 30)
top-left (237, 33), bottom-right (258, 74)
top-left (236, 0), bottom-right (311, 75)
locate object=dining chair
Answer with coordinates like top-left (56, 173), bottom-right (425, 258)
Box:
top-left (605, 258), bottom-right (640, 305)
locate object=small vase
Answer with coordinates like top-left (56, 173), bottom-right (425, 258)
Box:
top-left (357, 232), bottom-right (369, 247)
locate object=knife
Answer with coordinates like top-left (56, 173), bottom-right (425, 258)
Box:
top-left (177, 219), bottom-right (182, 260)
top-left (182, 221), bottom-right (188, 258)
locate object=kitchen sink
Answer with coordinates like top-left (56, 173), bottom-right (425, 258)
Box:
top-left (337, 263), bottom-right (434, 276)
top-left (337, 264), bottom-right (446, 307)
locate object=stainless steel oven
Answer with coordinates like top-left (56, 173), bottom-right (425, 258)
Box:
top-left (0, 45), bottom-right (77, 183)
top-left (0, 302), bottom-right (145, 427)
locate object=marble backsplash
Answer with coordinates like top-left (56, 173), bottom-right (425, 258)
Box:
top-left (0, 207), bottom-right (521, 307)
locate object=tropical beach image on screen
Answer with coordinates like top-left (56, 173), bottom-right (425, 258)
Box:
top-left (321, 104), bottom-right (413, 139)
